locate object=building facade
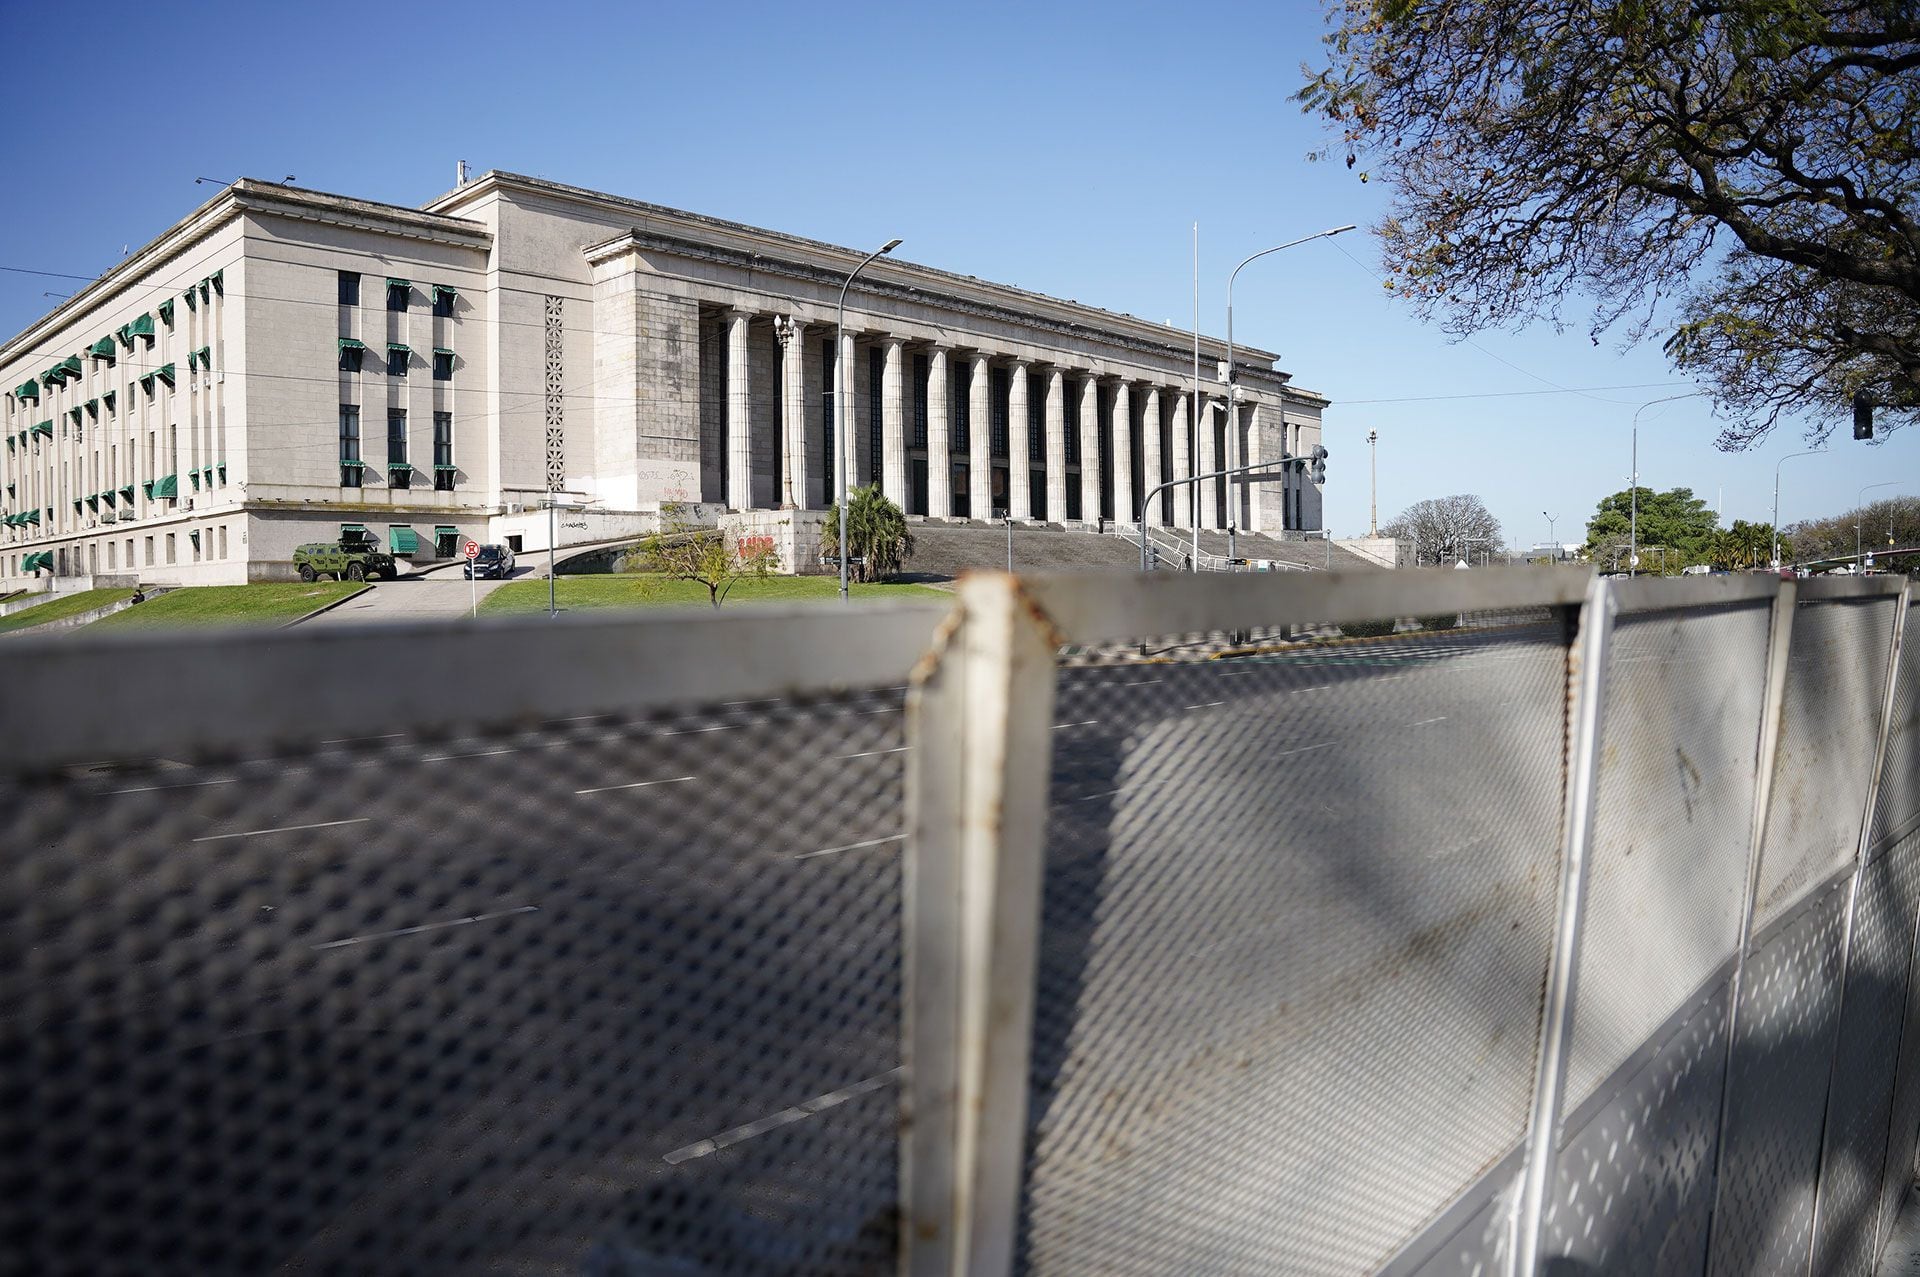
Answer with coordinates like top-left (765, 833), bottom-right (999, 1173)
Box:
top-left (0, 172), bottom-right (1328, 587)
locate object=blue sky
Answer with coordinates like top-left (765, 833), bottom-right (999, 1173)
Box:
top-left (0, 0), bottom-right (1906, 549)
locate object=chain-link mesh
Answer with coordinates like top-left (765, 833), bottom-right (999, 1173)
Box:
top-left (0, 691), bottom-right (909, 1277)
top-left (1874, 598), bottom-right (1920, 853)
top-left (1876, 824), bottom-right (1920, 1262)
top-left (1020, 609), bottom-right (1569, 1274)
top-left (1566, 601), bottom-right (1772, 1109)
top-left (1754, 596), bottom-right (1898, 926)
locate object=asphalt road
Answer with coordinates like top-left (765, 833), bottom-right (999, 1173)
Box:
top-left (0, 620), bottom-right (1572, 1275)
top-left (300, 561), bottom-right (526, 626)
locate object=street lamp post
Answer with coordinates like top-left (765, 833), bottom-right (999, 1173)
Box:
top-left (1542, 511), bottom-right (1559, 562)
top-left (1772, 448), bottom-right (1826, 568)
top-left (1629, 392), bottom-right (1704, 576)
top-left (834, 237), bottom-right (903, 603)
top-left (1368, 430), bottom-right (1379, 536)
top-left (1857, 480), bottom-right (1900, 567)
top-left (540, 493), bottom-right (596, 617)
top-left (1222, 225), bottom-right (1356, 560)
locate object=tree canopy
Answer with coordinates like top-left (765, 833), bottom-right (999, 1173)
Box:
top-left (1785, 493), bottom-right (1920, 564)
top-left (637, 507), bottom-right (779, 608)
top-left (1381, 494), bottom-right (1504, 563)
top-left (821, 485), bottom-right (915, 583)
top-left (1585, 485), bottom-right (1721, 566)
top-left (1302, 1), bottom-right (1920, 447)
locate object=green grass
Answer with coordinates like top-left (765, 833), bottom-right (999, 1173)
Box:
top-left (89, 582), bottom-right (365, 631)
top-left (0, 588), bottom-right (136, 634)
top-left (478, 573), bottom-right (948, 615)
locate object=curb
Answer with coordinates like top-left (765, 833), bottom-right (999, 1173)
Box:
top-left (281, 583), bottom-right (376, 628)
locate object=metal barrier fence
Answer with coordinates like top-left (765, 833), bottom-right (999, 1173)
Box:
top-left (0, 568), bottom-right (1914, 1276)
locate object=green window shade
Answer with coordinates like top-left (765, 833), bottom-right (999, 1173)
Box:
top-left (85, 399), bottom-right (98, 419)
top-left (13, 381), bottom-right (36, 401)
top-left (340, 523), bottom-right (368, 533)
top-left (187, 350), bottom-right (199, 371)
top-left (338, 337), bottom-right (368, 350)
top-left (29, 421), bottom-right (52, 439)
top-left (386, 278), bottom-right (411, 291)
top-left (431, 463), bottom-right (458, 472)
top-left (432, 284), bottom-right (456, 304)
top-left (189, 472), bottom-right (200, 491)
top-left (142, 480), bottom-right (154, 499)
top-left (211, 268), bottom-right (224, 293)
top-left (115, 326), bottom-right (133, 350)
top-left (69, 408), bottom-right (82, 426)
top-left (120, 485), bottom-right (134, 502)
top-left (150, 474), bottom-right (178, 499)
top-left (158, 299), bottom-right (174, 325)
top-left (103, 391), bottom-right (116, 413)
top-left (339, 457), bottom-right (367, 467)
top-left (387, 525), bottom-right (419, 554)
top-left (139, 373), bottom-right (156, 395)
top-left (4, 436), bottom-right (12, 451)
top-left (386, 461), bottom-right (417, 473)
top-left (183, 287), bottom-right (197, 312)
top-left (128, 313), bottom-right (154, 339)
top-left (101, 489), bottom-right (116, 507)
top-left (217, 462), bottom-right (226, 481)
top-left (86, 494), bottom-right (99, 510)
top-left (74, 499), bottom-right (85, 513)
top-left (155, 364), bottom-right (176, 387)
top-left (20, 508), bottom-right (39, 524)
top-left (58, 355), bottom-right (82, 378)
top-left (387, 343), bottom-right (411, 355)
top-left (196, 346), bottom-right (211, 371)
top-left (434, 525), bottom-right (457, 536)
top-left (189, 530), bottom-right (200, 550)
top-left (89, 337), bottom-right (116, 360)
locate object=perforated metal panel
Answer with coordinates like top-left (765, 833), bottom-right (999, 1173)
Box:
top-left (1567, 602), bottom-right (1771, 1108)
top-left (1708, 876), bottom-right (1851, 1277)
top-left (1544, 980), bottom-right (1729, 1274)
top-left (1813, 823), bottom-right (1920, 1277)
top-left (1755, 597), bottom-right (1897, 926)
top-left (0, 693), bottom-right (909, 1276)
top-left (1404, 1172), bottom-right (1516, 1277)
top-left (1019, 616), bottom-right (1569, 1274)
top-left (1874, 598), bottom-right (1920, 854)
top-left (1875, 826), bottom-right (1920, 1264)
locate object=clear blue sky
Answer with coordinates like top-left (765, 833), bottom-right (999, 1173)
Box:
top-left (0, 0), bottom-right (1906, 550)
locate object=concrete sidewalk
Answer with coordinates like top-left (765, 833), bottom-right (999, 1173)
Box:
top-left (297, 565), bottom-right (523, 626)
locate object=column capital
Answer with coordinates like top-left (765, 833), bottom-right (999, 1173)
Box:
top-left (882, 334), bottom-right (907, 352)
top-left (723, 306), bottom-right (754, 324)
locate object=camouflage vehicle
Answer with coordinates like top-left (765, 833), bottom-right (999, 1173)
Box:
top-left (291, 531), bottom-right (398, 582)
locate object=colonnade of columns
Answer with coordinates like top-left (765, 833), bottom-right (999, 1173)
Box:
top-left (716, 310), bottom-right (1290, 533)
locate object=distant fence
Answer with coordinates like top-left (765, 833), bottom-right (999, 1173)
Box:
top-left (0, 568), bottom-right (1913, 1276)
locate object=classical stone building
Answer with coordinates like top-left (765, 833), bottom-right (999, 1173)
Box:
top-left (0, 172), bottom-right (1328, 586)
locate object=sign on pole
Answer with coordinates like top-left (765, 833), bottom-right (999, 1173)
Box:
top-left (464, 539), bottom-right (480, 619)
top-left (464, 539), bottom-right (481, 561)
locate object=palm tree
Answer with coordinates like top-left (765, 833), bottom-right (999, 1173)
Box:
top-left (822, 485), bottom-right (915, 583)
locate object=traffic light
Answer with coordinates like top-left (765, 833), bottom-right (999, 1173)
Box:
top-left (1854, 392), bottom-right (1874, 440)
top-left (1310, 444), bottom-right (1329, 485)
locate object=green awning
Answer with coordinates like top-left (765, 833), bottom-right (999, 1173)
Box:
top-left (24, 551), bottom-right (50, 572)
top-left (154, 363), bottom-right (176, 387)
top-left (158, 299), bottom-right (174, 325)
top-left (141, 481), bottom-right (153, 499)
top-left (89, 337), bottom-right (116, 360)
top-left (13, 381), bottom-right (35, 401)
top-left (58, 356), bottom-right (82, 378)
top-left (4, 436), bottom-right (12, 451)
top-left (386, 278), bottom-right (410, 290)
top-left (197, 346), bottom-right (210, 367)
top-left (186, 350), bottom-right (198, 371)
top-left (189, 530), bottom-right (200, 549)
top-left (29, 421), bottom-right (52, 439)
top-left (338, 337), bottom-right (367, 351)
top-left (387, 525), bottom-right (419, 554)
top-left (216, 462), bottom-right (226, 481)
top-left (183, 287), bottom-right (197, 312)
top-left (120, 485), bottom-right (134, 502)
top-left (210, 268), bottom-right (223, 293)
top-left (150, 474), bottom-right (178, 499)
top-left (73, 499), bottom-right (84, 513)
top-left (101, 488), bottom-right (116, 507)
top-left (201, 467), bottom-right (214, 482)
top-left (434, 525), bottom-right (458, 536)
top-left (432, 463), bottom-right (458, 472)
top-left (19, 508), bottom-right (39, 524)
top-left (432, 284), bottom-right (456, 305)
top-left (341, 523), bottom-right (367, 532)
top-left (386, 343), bottom-right (411, 354)
top-left (128, 313), bottom-right (154, 339)
top-left (339, 456), bottom-right (367, 466)
top-left (189, 471), bottom-right (200, 491)
top-left (103, 391), bottom-right (115, 413)
top-left (85, 399), bottom-right (98, 418)
top-left (385, 461), bottom-right (417, 473)
top-left (68, 408), bottom-right (82, 426)
top-left (86, 494), bottom-right (99, 510)
top-left (139, 373), bottom-right (156, 394)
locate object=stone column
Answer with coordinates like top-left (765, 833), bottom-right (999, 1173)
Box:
top-left (1007, 361), bottom-right (1031, 519)
top-left (775, 317), bottom-right (807, 508)
top-left (1077, 376), bottom-right (1101, 524)
top-left (1169, 391), bottom-right (1191, 529)
top-left (927, 348), bottom-right (951, 517)
top-left (1044, 368), bottom-right (1067, 522)
top-left (881, 337), bottom-right (907, 509)
top-left (1109, 381), bottom-right (1133, 525)
top-left (967, 353), bottom-right (991, 519)
top-left (726, 310), bottom-right (752, 510)
top-left (1244, 402), bottom-right (1261, 534)
top-left (834, 329), bottom-right (856, 510)
top-left (1195, 392), bottom-right (1218, 529)
top-left (1141, 385), bottom-right (1162, 526)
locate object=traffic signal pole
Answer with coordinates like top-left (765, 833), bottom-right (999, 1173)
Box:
top-left (1136, 457), bottom-right (1309, 571)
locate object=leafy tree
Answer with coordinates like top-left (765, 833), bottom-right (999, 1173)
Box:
top-left (1785, 494), bottom-right (1920, 564)
top-left (821, 485), bottom-right (915, 583)
top-left (637, 506), bottom-right (779, 608)
top-left (1710, 519), bottom-right (1788, 569)
top-left (1381, 494), bottom-right (1503, 564)
top-left (1584, 487), bottom-right (1721, 569)
top-left (1302, 1), bottom-right (1920, 447)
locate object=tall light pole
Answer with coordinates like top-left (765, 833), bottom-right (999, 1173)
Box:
top-left (1772, 448), bottom-right (1825, 568)
top-left (1543, 511), bottom-right (1558, 561)
top-left (1367, 429), bottom-right (1379, 536)
top-left (1857, 480), bottom-right (1900, 567)
top-left (834, 237), bottom-right (902, 603)
top-left (1222, 225), bottom-right (1356, 559)
top-left (1629, 392), bottom-right (1703, 576)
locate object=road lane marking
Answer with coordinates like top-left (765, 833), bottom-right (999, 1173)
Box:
top-left (795, 834), bottom-right (904, 861)
top-left (1289, 685), bottom-right (1334, 694)
top-left (192, 817), bottom-right (370, 843)
top-left (575, 775), bottom-right (696, 796)
top-left (1120, 678), bottom-right (1164, 686)
top-left (662, 1067), bottom-right (903, 1165)
top-left (311, 905), bottom-right (539, 951)
top-left (1275, 741), bottom-right (1338, 758)
top-left (835, 746), bottom-right (910, 760)
top-left (109, 777), bottom-right (238, 796)
top-left (1410, 716), bottom-right (1450, 727)
top-left (1184, 701), bottom-right (1226, 710)
top-left (1052, 719), bottom-right (1100, 730)
top-left (419, 747), bottom-right (523, 763)
top-left (1074, 787), bottom-right (1130, 803)
top-left (319, 733), bottom-right (408, 745)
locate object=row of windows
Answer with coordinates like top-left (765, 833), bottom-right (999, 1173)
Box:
top-left (338, 407), bottom-right (455, 491)
top-left (338, 272), bottom-right (456, 317)
top-left (337, 343), bottom-right (455, 379)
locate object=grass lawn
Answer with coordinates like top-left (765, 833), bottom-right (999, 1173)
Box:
top-left (89, 582), bottom-right (365, 631)
top-left (0, 588), bottom-right (136, 635)
top-left (479, 573), bottom-right (948, 615)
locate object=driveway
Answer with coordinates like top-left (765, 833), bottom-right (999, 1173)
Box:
top-left (299, 563), bottom-right (526, 626)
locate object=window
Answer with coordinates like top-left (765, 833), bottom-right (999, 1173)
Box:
top-left (144, 536), bottom-right (153, 566)
top-left (386, 278), bottom-right (410, 312)
top-left (432, 348), bottom-right (454, 381)
top-left (338, 337), bottom-right (366, 373)
top-left (1064, 383), bottom-right (1080, 465)
top-left (165, 532), bottom-right (176, 565)
top-left (387, 410), bottom-right (409, 489)
top-left (432, 411), bottom-right (454, 490)
top-left (339, 405), bottom-right (361, 488)
top-left (387, 344), bottom-right (409, 377)
top-left (951, 359), bottom-right (970, 452)
top-left (820, 338), bottom-right (835, 493)
top-left (338, 271), bottom-right (360, 306)
top-left (990, 367), bottom-right (1009, 458)
top-left (913, 354), bottom-right (928, 448)
top-left (431, 284), bottom-right (456, 318)
top-left (1028, 375), bottom-right (1045, 461)
top-left (868, 348), bottom-right (884, 487)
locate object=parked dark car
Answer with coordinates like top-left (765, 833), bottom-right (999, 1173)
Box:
top-left (463, 544), bottom-right (516, 580)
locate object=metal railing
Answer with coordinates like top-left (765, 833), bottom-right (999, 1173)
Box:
top-left (0, 568), bottom-right (1914, 1277)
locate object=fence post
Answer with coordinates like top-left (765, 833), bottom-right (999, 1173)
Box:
top-left (902, 573), bottom-right (1061, 1277)
top-left (1511, 573), bottom-right (1616, 1275)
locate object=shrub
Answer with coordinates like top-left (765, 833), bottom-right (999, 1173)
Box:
top-left (1416, 613), bottom-right (1460, 630)
top-left (1337, 618), bottom-right (1397, 638)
